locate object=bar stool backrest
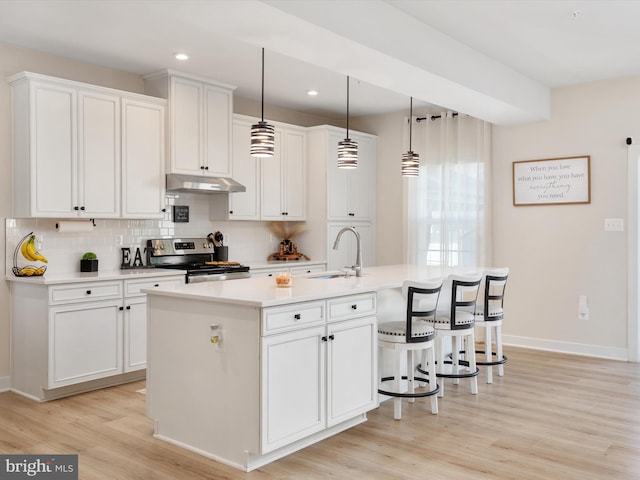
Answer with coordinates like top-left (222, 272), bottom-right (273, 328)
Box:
top-left (402, 279), bottom-right (442, 343)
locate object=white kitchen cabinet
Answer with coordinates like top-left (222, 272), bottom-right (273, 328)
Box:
top-left (121, 97), bottom-right (166, 219)
top-left (10, 273), bottom-right (184, 401)
top-left (327, 223), bottom-right (375, 272)
top-left (144, 70), bottom-right (235, 177)
top-left (49, 299), bottom-right (123, 388)
top-left (9, 72), bottom-right (166, 219)
top-left (210, 117), bottom-right (260, 220)
top-left (261, 325), bottom-right (326, 452)
top-left (211, 114), bottom-right (306, 221)
top-left (260, 293), bottom-right (377, 454)
top-left (261, 126), bottom-right (306, 221)
top-left (326, 130), bottom-right (376, 222)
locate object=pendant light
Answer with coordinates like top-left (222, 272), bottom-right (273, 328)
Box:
top-left (401, 97), bottom-right (419, 177)
top-left (250, 48), bottom-right (275, 157)
top-left (337, 76), bottom-right (358, 169)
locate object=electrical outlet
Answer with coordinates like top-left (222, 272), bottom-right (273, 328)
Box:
top-left (604, 218), bottom-right (624, 232)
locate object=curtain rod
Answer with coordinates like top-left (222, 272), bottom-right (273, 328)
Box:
top-left (415, 112), bottom-right (458, 123)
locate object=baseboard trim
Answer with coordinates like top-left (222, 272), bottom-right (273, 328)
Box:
top-left (0, 375), bottom-right (10, 392)
top-left (503, 335), bottom-right (628, 361)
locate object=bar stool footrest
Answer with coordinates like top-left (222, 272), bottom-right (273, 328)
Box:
top-left (475, 349), bottom-right (508, 366)
top-left (379, 375), bottom-right (440, 398)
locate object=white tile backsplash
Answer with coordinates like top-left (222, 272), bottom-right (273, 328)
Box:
top-left (5, 193), bottom-right (283, 275)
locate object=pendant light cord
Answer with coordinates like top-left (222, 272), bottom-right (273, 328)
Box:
top-left (346, 76), bottom-right (350, 138)
top-left (409, 97), bottom-right (413, 150)
top-left (261, 48), bottom-right (265, 123)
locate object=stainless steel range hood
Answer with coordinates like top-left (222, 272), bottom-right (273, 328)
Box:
top-left (166, 174), bottom-right (246, 193)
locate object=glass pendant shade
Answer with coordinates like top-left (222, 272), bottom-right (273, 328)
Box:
top-left (401, 151), bottom-right (420, 176)
top-left (402, 97), bottom-right (419, 177)
top-left (251, 48), bottom-right (274, 158)
top-left (338, 138), bottom-right (358, 169)
top-left (338, 75), bottom-right (358, 168)
top-left (250, 121), bottom-right (275, 157)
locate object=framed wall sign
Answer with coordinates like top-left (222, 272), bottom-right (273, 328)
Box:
top-left (512, 155), bottom-right (591, 206)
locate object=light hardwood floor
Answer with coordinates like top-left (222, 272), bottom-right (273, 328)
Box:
top-left (1, 347), bottom-right (639, 479)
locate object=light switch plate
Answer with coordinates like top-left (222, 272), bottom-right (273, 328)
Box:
top-left (604, 218), bottom-right (624, 232)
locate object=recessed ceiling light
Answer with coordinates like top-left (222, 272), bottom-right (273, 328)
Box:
top-left (307, 90), bottom-right (318, 96)
top-left (175, 53), bottom-right (189, 61)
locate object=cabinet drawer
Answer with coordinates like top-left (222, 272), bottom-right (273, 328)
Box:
top-left (290, 265), bottom-right (325, 276)
top-left (49, 281), bottom-right (122, 305)
top-left (328, 293), bottom-right (376, 322)
top-left (262, 301), bottom-right (325, 335)
top-left (124, 276), bottom-right (185, 297)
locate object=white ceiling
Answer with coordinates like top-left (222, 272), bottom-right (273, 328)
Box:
top-left (1, 0), bottom-right (639, 124)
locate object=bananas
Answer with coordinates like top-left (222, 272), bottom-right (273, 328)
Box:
top-left (21, 235), bottom-right (48, 263)
top-left (18, 266), bottom-right (46, 276)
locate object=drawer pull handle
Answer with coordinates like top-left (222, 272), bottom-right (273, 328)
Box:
top-left (329, 334), bottom-right (335, 341)
top-left (294, 314), bottom-right (301, 320)
top-left (351, 304), bottom-right (357, 310)
top-left (86, 290), bottom-right (92, 295)
top-left (154, 284), bottom-right (160, 287)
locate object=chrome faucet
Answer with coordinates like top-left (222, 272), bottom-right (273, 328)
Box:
top-left (333, 226), bottom-right (363, 277)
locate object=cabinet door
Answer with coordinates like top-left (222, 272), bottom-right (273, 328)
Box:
top-left (348, 134), bottom-right (375, 222)
top-left (327, 131), bottom-right (350, 220)
top-left (282, 129), bottom-right (306, 220)
top-left (227, 119), bottom-right (260, 219)
top-left (31, 82), bottom-right (77, 217)
top-left (204, 83), bottom-right (233, 177)
top-left (121, 97), bottom-right (166, 218)
top-left (260, 129), bottom-right (284, 220)
top-left (326, 316), bottom-right (378, 426)
top-left (124, 296), bottom-right (147, 372)
top-left (48, 299), bottom-right (123, 388)
top-left (170, 77), bottom-right (202, 174)
top-left (78, 89), bottom-right (120, 217)
top-left (261, 326), bottom-right (326, 453)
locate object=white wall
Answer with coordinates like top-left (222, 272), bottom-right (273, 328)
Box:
top-left (492, 76), bottom-right (640, 360)
top-left (364, 76), bottom-right (640, 360)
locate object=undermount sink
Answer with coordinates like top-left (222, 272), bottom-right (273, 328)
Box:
top-left (308, 271), bottom-right (360, 279)
top-left (309, 273), bottom-right (349, 279)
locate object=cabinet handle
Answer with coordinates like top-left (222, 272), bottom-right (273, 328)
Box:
top-left (204, 166), bottom-right (209, 170)
top-left (322, 336), bottom-right (328, 342)
top-left (86, 290), bottom-right (92, 295)
top-left (294, 313), bottom-right (301, 320)
top-left (349, 212), bottom-right (355, 216)
top-left (80, 206), bottom-right (85, 211)
top-left (329, 334), bottom-right (335, 341)
top-left (119, 306), bottom-right (124, 311)
top-left (74, 206), bottom-right (79, 211)
top-left (126, 305), bottom-right (131, 310)
top-left (351, 304), bottom-right (357, 310)
top-left (200, 166), bottom-right (205, 170)
top-left (229, 210), bottom-right (234, 214)
top-left (154, 284), bottom-right (159, 287)
top-left (161, 208), bottom-right (167, 213)
top-left (268, 273), bottom-right (273, 277)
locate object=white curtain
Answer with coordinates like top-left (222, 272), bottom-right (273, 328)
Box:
top-left (404, 112), bottom-right (492, 268)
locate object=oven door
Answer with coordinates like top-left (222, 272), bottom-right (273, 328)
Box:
top-left (187, 271), bottom-right (252, 283)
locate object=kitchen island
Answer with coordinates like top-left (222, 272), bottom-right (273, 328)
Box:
top-left (144, 264), bottom-right (470, 471)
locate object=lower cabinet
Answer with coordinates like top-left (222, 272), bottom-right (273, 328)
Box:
top-left (10, 273), bottom-right (184, 400)
top-left (49, 298), bottom-right (123, 388)
top-left (260, 293), bottom-right (377, 454)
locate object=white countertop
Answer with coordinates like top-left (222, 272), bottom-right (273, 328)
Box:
top-left (144, 264), bottom-right (479, 307)
top-left (5, 268), bottom-right (187, 285)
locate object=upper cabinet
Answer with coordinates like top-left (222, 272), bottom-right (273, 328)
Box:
top-left (327, 130), bottom-right (376, 222)
top-left (261, 125), bottom-right (306, 221)
top-left (211, 114), bottom-right (306, 222)
top-left (9, 72), bottom-right (167, 219)
top-left (144, 71), bottom-right (235, 178)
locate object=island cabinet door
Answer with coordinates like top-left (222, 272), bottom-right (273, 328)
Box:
top-left (260, 325), bottom-right (326, 454)
top-left (326, 315), bottom-right (378, 427)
